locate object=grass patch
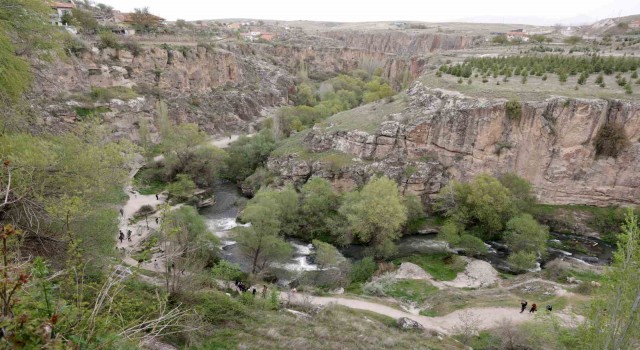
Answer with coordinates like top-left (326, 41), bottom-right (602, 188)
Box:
top-left (392, 253), bottom-right (467, 281)
top-left (75, 106), bottom-right (110, 119)
top-left (133, 167), bottom-right (167, 195)
top-left (384, 279), bottom-right (438, 303)
top-left (89, 86), bottom-right (139, 102)
top-left (419, 309), bottom-right (440, 317)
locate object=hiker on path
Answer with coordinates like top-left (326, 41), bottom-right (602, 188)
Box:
top-left (155, 194), bottom-right (159, 200)
top-left (252, 288), bottom-right (256, 296)
top-left (546, 305), bottom-right (553, 312)
top-left (118, 230), bottom-right (124, 243)
top-left (127, 229), bottom-right (132, 242)
top-left (520, 300), bottom-right (528, 313)
top-left (155, 217), bottom-right (159, 224)
top-left (119, 208), bottom-right (124, 216)
top-left (529, 303), bottom-right (537, 313)
top-left (262, 285), bottom-right (268, 298)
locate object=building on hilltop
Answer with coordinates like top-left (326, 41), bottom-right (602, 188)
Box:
top-left (48, 1), bottom-right (78, 34)
top-left (49, 1), bottom-right (75, 26)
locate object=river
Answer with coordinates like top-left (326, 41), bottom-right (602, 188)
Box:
top-left (201, 182), bottom-right (614, 277)
top-left (200, 182), bottom-right (320, 282)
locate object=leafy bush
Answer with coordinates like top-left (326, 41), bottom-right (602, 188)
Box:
top-left (594, 122), bottom-right (629, 158)
top-left (350, 257), bottom-right (377, 283)
top-left (459, 234), bottom-right (488, 256)
top-left (193, 291), bottom-right (250, 325)
top-left (98, 30), bottom-right (121, 49)
top-left (505, 99), bottom-right (522, 121)
top-left (507, 251), bottom-right (537, 271)
top-left (211, 260), bottom-right (244, 281)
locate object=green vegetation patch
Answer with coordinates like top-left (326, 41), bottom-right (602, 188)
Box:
top-left (89, 86), bottom-right (139, 102)
top-left (393, 253), bottom-right (467, 281)
top-left (75, 106), bottom-right (110, 119)
top-left (384, 279), bottom-right (438, 303)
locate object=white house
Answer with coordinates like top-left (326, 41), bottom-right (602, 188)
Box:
top-left (49, 1), bottom-right (76, 26)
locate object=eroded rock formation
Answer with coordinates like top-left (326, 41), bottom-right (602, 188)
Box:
top-left (267, 83), bottom-right (640, 207)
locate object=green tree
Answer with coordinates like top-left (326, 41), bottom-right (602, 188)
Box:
top-left (223, 131), bottom-right (276, 181)
top-left (161, 205), bottom-right (218, 293)
top-left (507, 251), bottom-right (537, 271)
top-left (129, 7), bottom-right (162, 33)
top-left (579, 210), bottom-right (640, 349)
top-left (436, 174), bottom-right (517, 240)
top-left (459, 234), bottom-right (488, 256)
top-left (299, 177), bottom-right (339, 239)
top-left (166, 174), bottom-right (196, 201)
top-left (504, 214), bottom-right (549, 254)
top-left (350, 257), bottom-right (377, 283)
top-left (313, 240), bottom-right (345, 270)
top-left (338, 177), bottom-right (408, 258)
top-left (438, 220), bottom-right (463, 245)
top-left (235, 225), bottom-right (292, 274)
top-left (498, 173), bottom-right (536, 212)
top-left (69, 8), bottom-right (99, 33)
top-left (294, 83), bottom-right (317, 106)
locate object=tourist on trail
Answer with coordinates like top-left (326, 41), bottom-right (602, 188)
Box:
top-left (155, 194), bottom-right (159, 200)
top-left (127, 229), bottom-right (132, 242)
top-left (520, 300), bottom-right (528, 313)
top-left (529, 303), bottom-right (537, 313)
top-left (252, 288), bottom-right (256, 296)
top-left (546, 305), bottom-right (552, 312)
top-left (119, 208), bottom-right (124, 216)
top-left (262, 285), bottom-right (268, 298)
top-left (118, 230), bottom-right (124, 243)
top-left (154, 260), bottom-right (159, 270)
top-left (155, 217), bottom-right (159, 224)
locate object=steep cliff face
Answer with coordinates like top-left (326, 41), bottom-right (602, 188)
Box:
top-left (268, 83), bottom-right (640, 207)
top-left (324, 31), bottom-right (476, 55)
top-left (256, 45), bottom-right (428, 89)
top-left (32, 45), bottom-right (294, 136)
top-left (31, 38), bottom-right (430, 138)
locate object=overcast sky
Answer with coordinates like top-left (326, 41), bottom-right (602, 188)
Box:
top-left (97, 0), bottom-right (640, 25)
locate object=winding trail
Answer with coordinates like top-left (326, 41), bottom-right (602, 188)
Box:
top-left (284, 293), bottom-right (583, 335)
top-left (117, 134), bottom-right (585, 337)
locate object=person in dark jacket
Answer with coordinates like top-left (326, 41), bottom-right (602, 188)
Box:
top-left (520, 300), bottom-right (528, 313)
top-left (529, 303), bottom-right (537, 313)
top-left (546, 305), bottom-right (553, 312)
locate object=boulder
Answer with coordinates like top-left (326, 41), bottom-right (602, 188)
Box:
top-left (394, 262), bottom-right (432, 280)
top-left (397, 317), bottom-right (424, 330)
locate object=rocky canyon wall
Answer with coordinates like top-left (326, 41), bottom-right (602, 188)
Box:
top-left (267, 83), bottom-right (640, 207)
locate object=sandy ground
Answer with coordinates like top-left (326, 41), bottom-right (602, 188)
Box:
top-left (284, 292), bottom-right (583, 335)
top-left (394, 258), bottom-right (499, 290)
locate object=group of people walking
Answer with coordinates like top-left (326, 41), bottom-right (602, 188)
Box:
top-left (117, 192), bottom-right (163, 246)
top-left (234, 280), bottom-right (268, 298)
top-left (520, 300), bottom-right (552, 313)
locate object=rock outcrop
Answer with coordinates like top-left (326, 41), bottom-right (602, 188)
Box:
top-left (268, 83), bottom-right (640, 207)
top-left (31, 38), bottom-right (430, 138)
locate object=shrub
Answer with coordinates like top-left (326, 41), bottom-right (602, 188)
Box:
top-left (505, 99), bottom-right (522, 121)
top-left (350, 257), bottom-right (377, 283)
top-left (211, 260), bottom-right (244, 281)
top-left (459, 234), bottom-right (488, 256)
top-left (594, 122), bottom-right (629, 158)
top-left (507, 251), bottom-right (537, 271)
top-left (122, 40), bottom-right (143, 57)
top-left (98, 30), bottom-right (120, 49)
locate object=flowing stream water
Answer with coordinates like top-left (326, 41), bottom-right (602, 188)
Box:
top-left (201, 182), bottom-right (614, 277)
top-left (200, 182), bottom-right (319, 279)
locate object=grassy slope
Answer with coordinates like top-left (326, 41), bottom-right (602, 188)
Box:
top-left (200, 304), bottom-right (465, 350)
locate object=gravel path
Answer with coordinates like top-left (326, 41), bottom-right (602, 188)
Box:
top-left (285, 292), bottom-right (583, 335)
